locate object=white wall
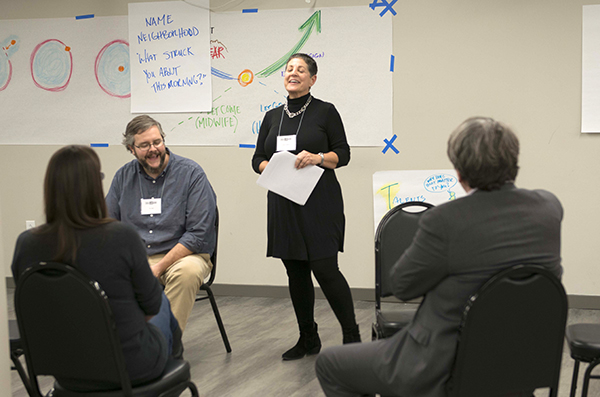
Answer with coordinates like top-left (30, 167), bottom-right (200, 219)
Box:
top-left (0, 191), bottom-right (9, 392)
top-left (2, 0), bottom-right (599, 299)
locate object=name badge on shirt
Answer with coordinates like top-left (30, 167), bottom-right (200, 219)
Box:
top-left (141, 198), bottom-right (162, 215)
top-left (277, 135), bottom-right (296, 152)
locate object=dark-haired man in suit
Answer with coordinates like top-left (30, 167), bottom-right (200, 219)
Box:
top-left (316, 117), bottom-right (563, 397)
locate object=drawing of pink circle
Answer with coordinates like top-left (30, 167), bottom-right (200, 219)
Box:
top-left (30, 39), bottom-right (73, 92)
top-left (95, 40), bottom-right (130, 98)
top-left (0, 54), bottom-right (12, 91)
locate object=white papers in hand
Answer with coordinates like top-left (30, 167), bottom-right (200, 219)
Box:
top-left (256, 151), bottom-right (324, 206)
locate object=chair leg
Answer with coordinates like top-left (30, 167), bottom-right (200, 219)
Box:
top-left (570, 360), bottom-right (580, 397)
top-left (205, 287), bottom-right (232, 353)
top-left (10, 351), bottom-right (34, 397)
top-left (187, 380), bottom-right (200, 397)
top-left (581, 359), bottom-right (600, 397)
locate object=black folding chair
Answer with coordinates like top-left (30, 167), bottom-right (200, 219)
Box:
top-left (15, 261), bottom-right (199, 397)
top-left (9, 318), bottom-right (33, 396)
top-left (448, 265), bottom-right (568, 397)
top-left (565, 323), bottom-right (600, 396)
top-left (195, 206), bottom-right (232, 353)
top-left (372, 201), bottom-right (434, 340)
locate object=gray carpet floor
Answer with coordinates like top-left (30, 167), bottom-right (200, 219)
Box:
top-left (9, 291), bottom-right (600, 397)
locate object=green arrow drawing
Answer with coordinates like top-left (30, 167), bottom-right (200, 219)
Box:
top-left (256, 10), bottom-right (321, 78)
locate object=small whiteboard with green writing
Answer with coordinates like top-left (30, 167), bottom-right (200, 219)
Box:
top-left (373, 170), bottom-right (467, 233)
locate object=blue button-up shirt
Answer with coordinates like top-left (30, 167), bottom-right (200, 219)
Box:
top-left (106, 150), bottom-right (217, 256)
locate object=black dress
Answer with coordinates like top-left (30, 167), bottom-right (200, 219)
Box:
top-left (252, 93), bottom-right (350, 261)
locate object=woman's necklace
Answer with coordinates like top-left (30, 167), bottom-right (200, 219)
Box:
top-left (284, 95), bottom-right (312, 118)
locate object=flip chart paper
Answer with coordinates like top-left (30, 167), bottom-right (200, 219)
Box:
top-left (582, 5), bottom-right (600, 132)
top-left (128, 1), bottom-right (211, 113)
top-left (0, 6), bottom-right (390, 145)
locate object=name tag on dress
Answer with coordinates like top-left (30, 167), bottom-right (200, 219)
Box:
top-left (277, 135), bottom-right (296, 152)
top-left (141, 198), bottom-right (162, 215)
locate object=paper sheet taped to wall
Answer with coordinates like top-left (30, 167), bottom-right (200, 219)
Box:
top-left (582, 5), bottom-right (600, 133)
top-left (0, 6), bottom-right (391, 146)
top-left (128, 1), bottom-right (212, 113)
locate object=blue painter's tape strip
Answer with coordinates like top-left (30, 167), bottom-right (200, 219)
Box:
top-left (239, 144), bottom-right (256, 149)
top-left (242, 9), bottom-right (258, 13)
top-left (90, 143), bottom-right (109, 147)
top-left (76, 14), bottom-right (95, 20)
top-left (390, 55), bottom-right (395, 72)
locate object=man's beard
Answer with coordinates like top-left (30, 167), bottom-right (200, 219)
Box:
top-left (137, 150), bottom-right (166, 175)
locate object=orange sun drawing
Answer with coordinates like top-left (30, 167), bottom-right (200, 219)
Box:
top-left (237, 69), bottom-right (254, 87)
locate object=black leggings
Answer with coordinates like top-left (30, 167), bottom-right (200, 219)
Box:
top-left (282, 255), bottom-right (357, 331)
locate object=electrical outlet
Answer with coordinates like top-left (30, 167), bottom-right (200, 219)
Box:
top-left (26, 220), bottom-right (35, 230)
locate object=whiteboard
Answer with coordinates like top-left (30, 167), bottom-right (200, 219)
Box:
top-left (0, 6), bottom-right (392, 146)
top-left (373, 170), bottom-right (468, 233)
top-left (582, 5), bottom-right (600, 132)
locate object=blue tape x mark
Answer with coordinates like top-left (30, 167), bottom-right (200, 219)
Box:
top-left (369, 0), bottom-right (398, 17)
top-left (382, 134), bottom-right (399, 154)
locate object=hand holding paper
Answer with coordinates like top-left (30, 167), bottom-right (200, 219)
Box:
top-left (256, 151), bottom-right (324, 206)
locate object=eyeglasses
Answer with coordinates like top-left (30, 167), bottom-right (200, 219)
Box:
top-left (134, 139), bottom-right (164, 152)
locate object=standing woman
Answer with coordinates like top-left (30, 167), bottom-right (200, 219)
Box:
top-left (252, 53), bottom-right (360, 361)
top-left (11, 145), bottom-right (181, 390)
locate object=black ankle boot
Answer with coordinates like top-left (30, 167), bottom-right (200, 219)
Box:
top-left (171, 325), bottom-right (184, 359)
top-left (342, 324), bottom-right (361, 344)
top-left (282, 323), bottom-right (322, 361)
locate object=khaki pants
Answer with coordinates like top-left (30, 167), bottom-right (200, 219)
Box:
top-left (148, 253), bottom-right (212, 332)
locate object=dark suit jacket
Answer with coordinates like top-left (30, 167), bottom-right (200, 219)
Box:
top-left (375, 183), bottom-right (563, 397)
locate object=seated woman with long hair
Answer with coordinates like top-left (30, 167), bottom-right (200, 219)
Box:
top-left (11, 145), bottom-right (182, 390)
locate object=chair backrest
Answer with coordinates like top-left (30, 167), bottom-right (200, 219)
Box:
top-left (204, 206), bottom-right (219, 287)
top-left (375, 202), bottom-right (434, 303)
top-left (15, 262), bottom-right (133, 396)
top-left (448, 265), bottom-right (568, 397)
